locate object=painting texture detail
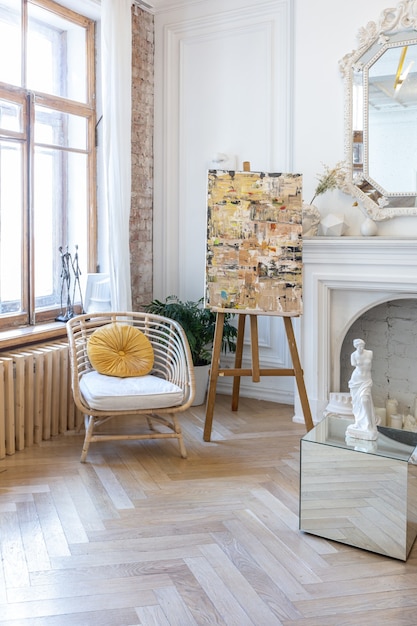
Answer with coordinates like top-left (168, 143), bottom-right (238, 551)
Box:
top-left (205, 170), bottom-right (303, 314)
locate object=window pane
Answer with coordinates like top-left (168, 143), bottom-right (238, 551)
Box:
top-left (0, 140), bottom-right (23, 314)
top-left (35, 105), bottom-right (87, 150)
top-left (27, 3), bottom-right (87, 102)
top-left (33, 147), bottom-right (55, 305)
top-left (0, 99), bottom-right (23, 133)
top-left (33, 147), bottom-right (87, 310)
top-left (0, 1), bottom-right (94, 328)
top-left (0, 1), bottom-right (22, 87)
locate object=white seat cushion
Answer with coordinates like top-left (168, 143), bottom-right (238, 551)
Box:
top-left (80, 371), bottom-right (184, 411)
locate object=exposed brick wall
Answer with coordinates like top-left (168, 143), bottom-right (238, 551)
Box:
top-left (130, 7), bottom-right (154, 309)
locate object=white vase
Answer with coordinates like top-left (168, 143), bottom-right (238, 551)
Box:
top-left (360, 217), bottom-right (378, 236)
top-left (302, 203), bottom-right (320, 236)
top-left (192, 364), bottom-right (210, 406)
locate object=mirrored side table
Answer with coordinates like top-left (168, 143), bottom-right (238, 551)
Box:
top-left (300, 414), bottom-right (417, 560)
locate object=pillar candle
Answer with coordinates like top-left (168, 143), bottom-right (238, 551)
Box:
top-left (386, 398), bottom-right (398, 421)
top-left (390, 414), bottom-right (403, 429)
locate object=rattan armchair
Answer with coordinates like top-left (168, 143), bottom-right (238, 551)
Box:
top-left (66, 311), bottom-right (195, 462)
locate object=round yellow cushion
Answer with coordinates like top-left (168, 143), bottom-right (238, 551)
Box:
top-left (87, 323), bottom-right (154, 378)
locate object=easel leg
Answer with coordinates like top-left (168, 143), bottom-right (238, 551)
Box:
top-left (232, 314), bottom-right (261, 411)
top-left (283, 317), bottom-right (314, 432)
top-left (249, 315), bottom-right (260, 382)
top-left (231, 314), bottom-right (246, 411)
top-left (204, 312), bottom-right (225, 441)
top-left (203, 313), bottom-right (314, 441)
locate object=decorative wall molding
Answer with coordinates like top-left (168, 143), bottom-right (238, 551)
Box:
top-left (154, 0), bottom-right (292, 295)
top-left (153, 0), bottom-right (294, 404)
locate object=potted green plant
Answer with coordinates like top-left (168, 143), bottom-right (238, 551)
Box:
top-left (144, 295), bottom-right (237, 404)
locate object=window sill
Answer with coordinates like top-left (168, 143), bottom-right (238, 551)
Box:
top-left (0, 322), bottom-right (68, 351)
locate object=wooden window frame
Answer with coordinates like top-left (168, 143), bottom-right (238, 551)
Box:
top-left (0, 0), bottom-right (96, 332)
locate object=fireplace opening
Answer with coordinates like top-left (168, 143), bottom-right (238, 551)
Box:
top-left (339, 298), bottom-right (417, 417)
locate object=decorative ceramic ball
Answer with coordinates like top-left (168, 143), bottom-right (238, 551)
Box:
top-left (320, 213), bottom-right (348, 236)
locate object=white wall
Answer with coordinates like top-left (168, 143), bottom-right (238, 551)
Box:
top-left (154, 0), bottom-right (294, 302)
top-left (154, 0), bottom-right (297, 404)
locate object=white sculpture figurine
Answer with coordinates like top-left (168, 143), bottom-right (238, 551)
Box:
top-left (346, 338), bottom-right (378, 441)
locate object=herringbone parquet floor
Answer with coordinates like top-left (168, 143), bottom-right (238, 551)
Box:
top-left (1, 396), bottom-right (417, 625)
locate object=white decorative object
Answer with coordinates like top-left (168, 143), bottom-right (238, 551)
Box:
top-left (302, 203), bottom-right (321, 237)
top-left (345, 435), bottom-right (378, 453)
top-left (84, 273), bottom-right (111, 313)
top-left (346, 338), bottom-right (378, 441)
top-left (360, 217), bottom-right (378, 237)
top-left (404, 414), bottom-right (417, 432)
top-left (324, 392), bottom-right (353, 417)
top-left (374, 407), bottom-right (387, 426)
top-left (320, 213), bottom-right (348, 237)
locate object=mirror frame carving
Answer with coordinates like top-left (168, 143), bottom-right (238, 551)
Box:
top-left (339, 0), bottom-right (417, 220)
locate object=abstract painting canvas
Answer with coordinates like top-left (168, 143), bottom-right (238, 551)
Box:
top-left (205, 170), bottom-right (303, 315)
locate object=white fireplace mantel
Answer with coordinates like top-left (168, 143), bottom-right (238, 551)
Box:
top-left (297, 237), bottom-right (417, 424)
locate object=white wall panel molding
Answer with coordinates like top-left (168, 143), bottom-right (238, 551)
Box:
top-left (154, 0), bottom-right (294, 403)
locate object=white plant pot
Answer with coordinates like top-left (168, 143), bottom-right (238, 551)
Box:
top-left (192, 364), bottom-right (210, 406)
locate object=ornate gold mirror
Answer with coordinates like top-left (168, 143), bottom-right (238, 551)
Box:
top-left (340, 1), bottom-right (417, 220)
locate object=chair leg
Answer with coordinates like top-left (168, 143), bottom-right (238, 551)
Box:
top-left (172, 415), bottom-right (187, 459)
top-left (80, 415), bottom-right (95, 462)
top-left (178, 434), bottom-right (187, 459)
top-left (80, 413), bottom-right (187, 461)
top-left (76, 416), bottom-right (86, 433)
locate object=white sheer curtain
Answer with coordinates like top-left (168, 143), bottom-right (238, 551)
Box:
top-left (101, 0), bottom-right (132, 311)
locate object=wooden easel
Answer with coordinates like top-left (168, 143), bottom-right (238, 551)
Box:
top-left (203, 310), bottom-right (314, 441)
